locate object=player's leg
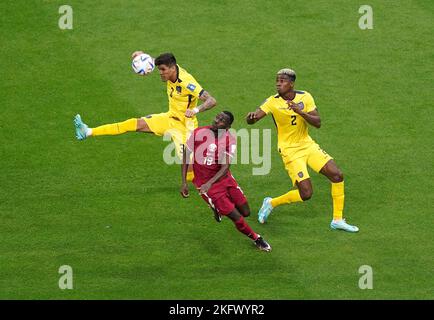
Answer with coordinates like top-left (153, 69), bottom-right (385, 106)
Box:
top-left (200, 188), bottom-right (225, 223)
top-left (320, 160), bottom-right (344, 221)
top-left (185, 118), bottom-right (198, 182)
top-left (319, 159), bottom-right (343, 183)
top-left (74, 115), bottom-right (139, 139)
top-left (236, 203), bottom-right (251, 217)
top-left (171, 120), bottom-right (195, 182)
top-left (258, 157), bottom-right (308, 224)
top-left (226, 209), bottom-right (271, 252)
top-left (203, 183), bottom-right (271, 251)
top-left (295, 179), bottom-right (313, 200)
top-left (210, 206), bottom-right (222, 223)
top-left (227, 179), bottom-right (250, 217)
top-left (73, 113), bottom-right (160, 140)
top-left (136, 118), bottom-right (153, 132)
top-left (308, 145), bottom-right (358, 232)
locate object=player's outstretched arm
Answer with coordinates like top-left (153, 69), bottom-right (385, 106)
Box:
top-left (198, 91), bottom-right (217, 112)
top-left (180, 145), bottom-right (191, 198)
top-left (186, 91), bottom-right (217, 118)
top-left (246, 109), bottom-right (267, 125)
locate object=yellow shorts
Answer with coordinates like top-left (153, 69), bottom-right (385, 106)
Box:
top-left (280, 142), bottom-right (333, 186)
top-left (142, 112), bottom-right (198, 159)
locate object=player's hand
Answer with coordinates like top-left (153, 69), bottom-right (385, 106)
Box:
top-left (185, 109), bottom-right (197, 118)
top-left (180, 183), bottom-right (189, 198)
top-left (287, 100), bottom-right (303, 114)
top-left (199, 182), bottom-right (212, 194)
top-left (131, 50), bottom-right (145, 59)
top-left (246, 112), bottom-right (257, 124)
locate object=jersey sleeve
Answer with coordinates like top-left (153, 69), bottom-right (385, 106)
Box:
top-left (259, 97), bottom-right (273, 114)
top-left (304, 92), bottom-right (317, 113)
top-left (182, 75), bottom-right (204, 98)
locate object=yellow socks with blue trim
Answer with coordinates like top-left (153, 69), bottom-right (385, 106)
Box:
top-left (91, 118), bottom-right (137, 136)
top-left (331, 181), bottom-right (344, 220)
top-left (270, 189), bottom-right (303, 208)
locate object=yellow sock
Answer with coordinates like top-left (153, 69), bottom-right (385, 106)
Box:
top-left (186, 170), bottom-right (194, 182)
top-left (331, 181), bottom-right (344, 220)
top-left (270, 189), bottom-right (303, 208)
top-left (91, 118), bottom-right (137, 136)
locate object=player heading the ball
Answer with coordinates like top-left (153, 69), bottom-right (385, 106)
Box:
top-left (74, 52), bottom-right (217, 183)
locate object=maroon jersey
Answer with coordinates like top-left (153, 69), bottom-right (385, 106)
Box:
top-left (186, 126), bottom-right (236, 187)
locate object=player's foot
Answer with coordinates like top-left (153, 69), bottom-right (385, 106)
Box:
top-left (212, 208), bottom-right (222, 223)
top-left (254, 235), bottom-right (272, 252)
top-left (258, 197), bottom-right (273, 224)
top-left (74, 114), bottom-right (89, 140)
top-left (330, 219), bottom-right (359, 233)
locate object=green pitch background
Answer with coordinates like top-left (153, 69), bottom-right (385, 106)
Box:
top-left (1, 0), bottom-right (433, 299)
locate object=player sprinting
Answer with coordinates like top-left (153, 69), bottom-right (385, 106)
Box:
top-left (181, 111), bottom-right (272, 252)
top-left (246, 68), bottom-right (358, 232)
top-left (74, 52), bottom-right (217, 181)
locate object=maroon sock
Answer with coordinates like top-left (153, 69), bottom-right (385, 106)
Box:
top-left (234, 216), bottom-right (258, 240)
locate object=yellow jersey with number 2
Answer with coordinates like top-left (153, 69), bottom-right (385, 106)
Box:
top-left (260, 90), bottom-right (317, 152)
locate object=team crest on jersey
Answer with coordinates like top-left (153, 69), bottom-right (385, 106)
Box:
top-left (187, 83), bottom-right (196, 91)
top-left (176, 86), bottom-right (182, 94)
top-left (298, 171), bottom-right (304, 178)
top-left (208, 143), bottom-right (217, 152)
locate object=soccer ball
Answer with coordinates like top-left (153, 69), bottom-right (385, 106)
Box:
top-left (132, 53), bottom-right (155, 75)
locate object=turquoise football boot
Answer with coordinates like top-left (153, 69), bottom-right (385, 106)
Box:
top-left (74, 114), bottom-right (89, 140)
top-left (258, 197), bottom-right (273, 224)
top-left (330, 219), bottom-right (359, 233)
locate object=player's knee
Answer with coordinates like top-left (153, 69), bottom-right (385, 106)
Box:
top-left (299, 188), bottom-right (313, 201)
top-left (331, 171), bottom-right (344, 183)
top-left (136, 118), bottom-right (148, 131)
top-left (242, 210), bottom-right (250, 217)
top-left (236, 202), bottom-right (250, 217)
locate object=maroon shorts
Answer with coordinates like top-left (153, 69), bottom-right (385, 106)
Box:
top-left (198, 175), bottom-right (247, 215)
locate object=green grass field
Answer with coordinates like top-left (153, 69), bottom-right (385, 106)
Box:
top-left (1, 0), bottom-right (433, 299)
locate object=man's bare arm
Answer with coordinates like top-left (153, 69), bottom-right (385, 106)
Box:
top-left (197, 91), bottom-right (217, 112)
top-left (246, 108), bottom-right (267, 125)
top-left (185, 91), bottom-right (217, 118)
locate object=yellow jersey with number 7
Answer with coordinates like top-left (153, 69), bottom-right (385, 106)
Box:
top-left (166, 65), bottom-right (204, 122)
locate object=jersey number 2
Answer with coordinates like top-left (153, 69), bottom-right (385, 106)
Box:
top-left (291, 115), bottom-right (297, 125)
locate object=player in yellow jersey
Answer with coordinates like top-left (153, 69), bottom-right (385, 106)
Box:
top-left (246, 68), bottom-right (358, 232)
top-left (74, 52), bottom-right (217, 183)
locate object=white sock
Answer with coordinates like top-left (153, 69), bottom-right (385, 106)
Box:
top-left (86, 128), bottom-right (93, 137)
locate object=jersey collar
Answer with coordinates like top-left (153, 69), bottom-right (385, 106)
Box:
top-left (275, 91), bottom-right (297, 100)
top-left (169, 65), bottom-right (182, 84)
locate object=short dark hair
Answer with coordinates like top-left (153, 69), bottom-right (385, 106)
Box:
top-left (155, 53), bottom-right (177, 67)
top-left (222, 111), bottom-right (234, 125)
